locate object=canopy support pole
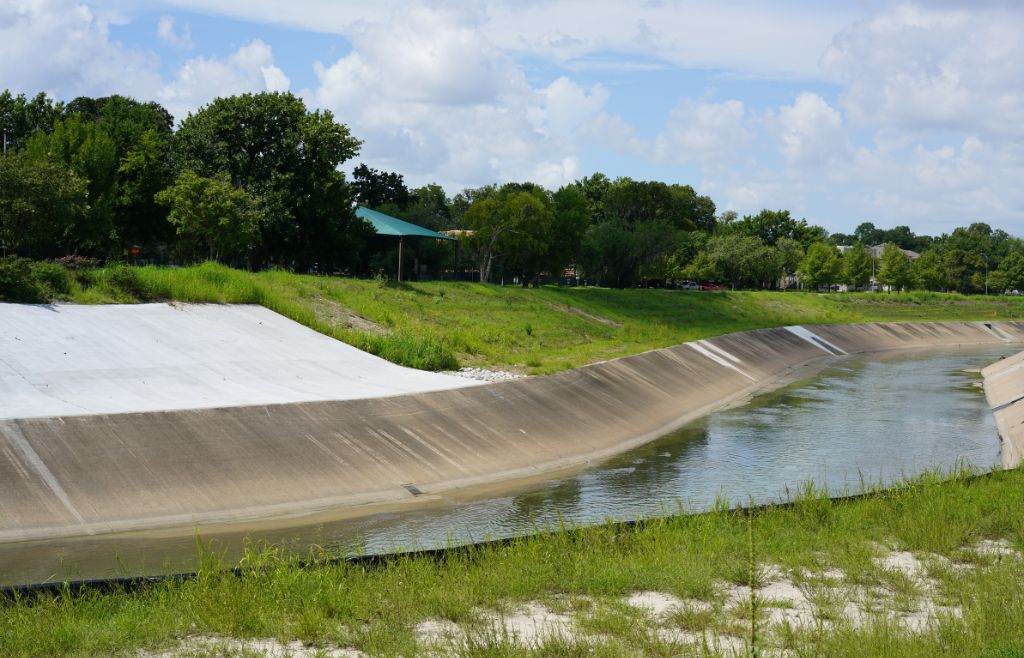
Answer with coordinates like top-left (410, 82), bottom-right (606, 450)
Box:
top-left (397, 236), bottom-right (404, 282)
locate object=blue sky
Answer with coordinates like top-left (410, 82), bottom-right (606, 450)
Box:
top-left (2, 1), bottom-right (1022, 237)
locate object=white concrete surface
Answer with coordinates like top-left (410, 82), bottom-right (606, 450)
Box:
top-left (0, 303), bottom-right (481, 420)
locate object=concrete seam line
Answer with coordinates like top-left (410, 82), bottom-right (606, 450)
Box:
top-left (0, 421), bottom-right (86, 525)
top-left (784, 325), bottom-right (848, 355)
top-left (687, 342), bottom-right (756, 381)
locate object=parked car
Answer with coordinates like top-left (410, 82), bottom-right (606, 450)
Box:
top-left (680, 281), bottom-right (701, 290)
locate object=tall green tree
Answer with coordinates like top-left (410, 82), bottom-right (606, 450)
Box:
top-left (877, 242), bottom-right (913, 292)
top-left (173, 92), bottom-right (367, 270)
top-left (351, 163), bottom-right (412, 210)
top-left (912, 249), bottom-right (949, 291)
top-left (500, 190), bottom-right (554, 286)
top-left (0, 151), bottom-right (88, 257)
top-left (842, 243), bottom-right (873, 289)
top-left (997, 251), bottom-right (1024, 292)
top-left (548, 184), bottom-right (590, 277)
top-left (706, 233), bottom-right (764, 290)
top-left (155, 170), bottom-right (262, 262)
top-left (798, 242), bottom-right (843, 290)
top-left (23, 115), bottom-right (118, 254)
top-left (0, 90), bottom-right (62, 152)
top-left (732, 209), bottom-right (826, 248)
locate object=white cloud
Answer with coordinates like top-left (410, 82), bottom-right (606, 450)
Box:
top-left (322, 6), bottom-right (528, 106)
top-left (823, 3), bottom-right (1024, 137)
top-left (156, 15), bottom-right (192, 49)
top-left (0, 0), bottom-right (160, 98)
top-left (158, 39), bottom-right (290, 121)
top-left (144, 0), bottom-right (857, 78)
top-left (772, 92), bottom-right (849, 168)
top-left (851, 137), bottom-right (1024, 232)
top-left (311, 8), bottom-right (623, 191)
top-left (653, 99), bottom-right (748, 164)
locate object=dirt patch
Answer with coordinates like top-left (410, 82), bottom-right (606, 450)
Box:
top-left (140, 635), bottom-right (364, 657)
top-left (440, 367), bottom-right (525, 382)
top-left (310, 294), bottom-right (388, 335)
top-left (416, 602), bottom-right (576, 650)
top-left (542, 301), bottom-right (622, 328)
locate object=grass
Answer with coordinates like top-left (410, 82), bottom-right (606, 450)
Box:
top-left (42, 261), bottom-right (1024, 373)
top-left (3, 468), bottom-right (1024, 656)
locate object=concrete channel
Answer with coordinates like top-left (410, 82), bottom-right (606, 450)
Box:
top-left (2, 303), bottom-right (1023, 548)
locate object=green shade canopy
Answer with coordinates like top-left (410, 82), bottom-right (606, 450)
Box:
top-left (356, 206), bottom-right (455, 241)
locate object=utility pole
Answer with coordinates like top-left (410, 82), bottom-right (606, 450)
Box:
top-left (984, 253), bottom-right (989, 295)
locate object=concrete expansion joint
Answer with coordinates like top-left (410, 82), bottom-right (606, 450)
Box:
top-left (992, 394), bottom-right (1024, 414)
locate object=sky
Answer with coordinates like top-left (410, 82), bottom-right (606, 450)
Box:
top-left (2, 1), bottom-right (1022, 237)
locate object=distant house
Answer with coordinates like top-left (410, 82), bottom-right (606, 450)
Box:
top-left (835, 243), bottom-right (919, 261)
top-left (867, 244), bottom-right (920, 261)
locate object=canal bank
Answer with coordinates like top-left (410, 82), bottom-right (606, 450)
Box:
top-left (2, 311), bottom-right (1023, 554)
top-left (982, 348), bottom-right (1024, 468)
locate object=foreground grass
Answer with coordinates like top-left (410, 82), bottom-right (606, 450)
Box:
top-left (3, 468), bottom-right (1024, 656)
top-left (53, 262), bottom-right (1024, 373)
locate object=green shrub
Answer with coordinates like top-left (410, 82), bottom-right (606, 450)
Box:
top-left (30, 261), bottom-right (71, 297)
top-left (104, 264), bottom-right (150, 301)
top-left (0, 256), bottom-right (43, 302)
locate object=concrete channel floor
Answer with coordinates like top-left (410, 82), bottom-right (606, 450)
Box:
top-left (0, 303), bottom-right (481, 420)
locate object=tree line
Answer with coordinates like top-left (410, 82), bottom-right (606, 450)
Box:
top-left (2, 88), bottom-right (1022, 293)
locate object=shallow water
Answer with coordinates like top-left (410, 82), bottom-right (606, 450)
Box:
top-left (327, 345), bottom-right (1007, 554)
top-left (0, 344), bottom-right (1015, 586)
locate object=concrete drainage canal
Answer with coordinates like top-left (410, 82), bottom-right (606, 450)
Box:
top-left (1, 305), bottom-right (1024, 588)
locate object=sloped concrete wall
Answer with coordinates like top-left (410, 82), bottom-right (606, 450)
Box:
top-left (982, 348), bottom-right (1024, 468)
top-left (2, 320), bottom-right (1022, 544)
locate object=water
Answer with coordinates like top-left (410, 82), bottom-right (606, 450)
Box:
top-left (0, 345), bottom-right (1013, 587)
top-left (328, 346), bottom-right (1006, 554)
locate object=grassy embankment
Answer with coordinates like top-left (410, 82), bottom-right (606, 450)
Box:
top-left (36, 261), bottom-right (1024, 373)
top-left (3, 469), bottom-right (1024, 656)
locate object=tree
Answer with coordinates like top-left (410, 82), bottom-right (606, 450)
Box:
top-left (798, 242), bottom-right (843, 290)
top-left (155, 170), bottom-right (262, 262)
top-left (24, 114), bottom-right (118, 255)
top-left (732, 209), bottom-right (825, 248)
top-left (599, 178), bottom-right (706, 231)
top-left (84, 95), bottom-right (175, 250)
top-left (912, 249), bottom-right (949, 291)
top-left (998, 251), bottom-right (1024, 292)
top-left (988, 270), bottom-right (1008, 295)
top-left (678, 250), bottom-right (717, 282)
top-left (775, 238), bottom-right (805, 276)
top-left (463, 198), bottom-right (504, 282)
top-left (877, 242), bottom-right (913, 292)
top-left (580, 219), bottom-right (636, 287)
top-left (843, 243), bottom-right (873, 289)
top-left (173, 92), bottom-right (367, 270)
top-left (500, 190), bottom-right (554, 285)
top-left (548, 184), bottom-right (590, 277)
top-left (351, 163), bottom-right (412, 210)
top-left (0, 90), bottom-right (63, 152)
top-left (853, 222), bottom-right (883, 246)
top-left (706, 233), bottom-right (764, 290)
top-left (0, 151), bottom-right (88, 257)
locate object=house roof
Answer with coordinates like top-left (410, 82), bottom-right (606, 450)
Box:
top-left (356, 206), bottom-right (455, 241)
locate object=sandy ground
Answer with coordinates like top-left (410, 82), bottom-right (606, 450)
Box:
top-left (141, 539), bottom-right (1021, 657)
